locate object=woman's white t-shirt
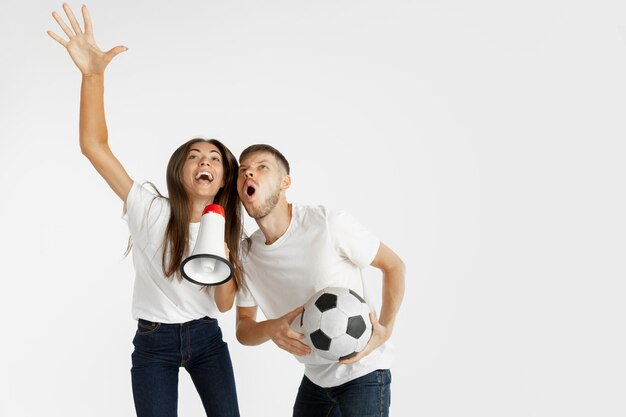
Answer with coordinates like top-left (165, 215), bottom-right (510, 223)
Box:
top-left (123, 181), bottom-right (220, 323)
top-left (237, 204), bottom-right (394, 387)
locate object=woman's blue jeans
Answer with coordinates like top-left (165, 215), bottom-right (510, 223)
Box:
top-left (292, 369), bottom-right (392, 417)
top-left (131, 316), bottom-right (240, 417)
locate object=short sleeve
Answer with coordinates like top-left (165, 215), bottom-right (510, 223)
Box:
top-left (236, 273), bottom-right (258, 308)
top-left (122, 182), bottom-right (168, 246)
top-left (327, 210), bottom-right (380, 268)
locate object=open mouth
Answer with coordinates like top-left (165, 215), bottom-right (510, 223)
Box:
top-left (246, 185), bottom-right (256, 197)
top-left (195, 171), bottom-right (214, 183)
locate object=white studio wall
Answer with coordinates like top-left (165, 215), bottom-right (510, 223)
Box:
top-left (1, 1), bottom-right (625, 416)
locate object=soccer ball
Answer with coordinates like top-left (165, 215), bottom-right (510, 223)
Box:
top-left (300, 287), bottom-right (372, 361)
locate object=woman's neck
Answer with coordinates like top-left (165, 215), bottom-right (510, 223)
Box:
top-left (189, 198), bottom-right (214, 223)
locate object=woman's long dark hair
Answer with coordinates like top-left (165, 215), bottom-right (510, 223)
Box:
top-left (162, 138), bottom-right (243, 288)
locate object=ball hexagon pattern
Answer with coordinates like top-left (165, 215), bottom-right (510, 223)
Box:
top-left (300, 287), bottom-right (372, 361)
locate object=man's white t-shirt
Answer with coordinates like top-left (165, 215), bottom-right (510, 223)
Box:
top-left (123, 181), bottom-right (221, 323)
top-left (237, 204), bottom-right (394, 387)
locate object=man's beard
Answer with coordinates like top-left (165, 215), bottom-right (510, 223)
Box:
top-left (245, 188), bottom-right (280, 219)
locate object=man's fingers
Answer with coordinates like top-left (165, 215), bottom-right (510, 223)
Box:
top-left (283, 339), bottom-right (311, 356)
top-left (341, 347), bottom-right (367, 364)
top-left (339, 317), bottom-right (390, 365)
top-left (339, 354), bottom-right (359, 365)
top-left (287, 328), bottom-right (305, 340)
top-left (286, 306), bottom-right (304, 324)
top-left (340, 344), bottom-right (372, 364)
top-left (274, 333), bottom-right (311, 355)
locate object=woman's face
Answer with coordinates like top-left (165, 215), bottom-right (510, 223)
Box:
top-left (181, 142), bottom-right (225, 203)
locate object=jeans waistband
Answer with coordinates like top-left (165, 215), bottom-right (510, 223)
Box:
top-left (137, 316), bottom-right (215, 327)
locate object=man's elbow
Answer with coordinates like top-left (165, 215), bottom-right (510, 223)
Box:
top-left (236, 321), bottom-right (259, 346)
top-left (235, 326), bottom-right (249, 345)
top-left (385, 255), bottom-right (405, 277)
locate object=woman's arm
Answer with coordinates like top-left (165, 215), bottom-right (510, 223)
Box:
top-left (214, 278), bottom-right (237, 312)
top-left (48, 4), bottom-right (132, 201)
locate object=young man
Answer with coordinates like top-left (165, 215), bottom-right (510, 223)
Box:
top-left (235, 144), bottom-right (405, 417)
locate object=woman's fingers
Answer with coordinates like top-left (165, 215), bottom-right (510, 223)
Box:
top-left (52, 11), bottom-right (74, 38)
top-left (47, 30), bottom-right (67, 47)
top-left (63, 3), bottom-right (83, 36)
top-left (81, 5), bottom-right (93, 37)
top-left (104, 45), bottom-right (129, 62)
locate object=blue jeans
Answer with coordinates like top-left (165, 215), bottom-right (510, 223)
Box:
top-left (293, 369), bottom-right (391, 417)
top-left (131, 317), bottom-right (240, 417)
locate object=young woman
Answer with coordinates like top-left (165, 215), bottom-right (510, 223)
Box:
top-left (48, 5), bottom-right (240, 416)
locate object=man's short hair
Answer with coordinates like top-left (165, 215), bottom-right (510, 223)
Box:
top-left (239, 144), bottom-right (290, 174)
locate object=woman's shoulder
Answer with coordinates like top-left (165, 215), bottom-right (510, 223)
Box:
top-left (124, 181), bottom-right (170, 228)
top-left (128, 181), bottom-right (167, 207)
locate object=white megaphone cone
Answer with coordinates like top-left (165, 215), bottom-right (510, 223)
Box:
top-left (180, 204), bottom-right (234, 286)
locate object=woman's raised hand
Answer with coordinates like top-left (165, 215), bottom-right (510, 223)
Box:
top-left (48, 3), bottom-right (127, 75)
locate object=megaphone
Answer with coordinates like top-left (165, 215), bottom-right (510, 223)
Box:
top-left (180, 204), bottom-right (233, 286)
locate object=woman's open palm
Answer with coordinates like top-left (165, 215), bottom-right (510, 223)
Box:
top-left (48, 3), bottom-right (126, 75)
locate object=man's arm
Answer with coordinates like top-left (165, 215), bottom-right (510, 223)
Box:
top-left (236, 306), bottom-right (311, 356)
top-left (340, 242), bottom-right (405, 364)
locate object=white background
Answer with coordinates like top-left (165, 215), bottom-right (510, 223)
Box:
top-left (1, 0), bottom-right (625, 416)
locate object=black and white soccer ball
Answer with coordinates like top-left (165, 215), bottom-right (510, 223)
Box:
top-left (300, 287), bottom-right (372, 361)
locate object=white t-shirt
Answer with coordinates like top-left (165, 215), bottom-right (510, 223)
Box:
top-left (123, 181), bottom-right (221, 323)
top-left (237, 204), bottom-right (394, 387)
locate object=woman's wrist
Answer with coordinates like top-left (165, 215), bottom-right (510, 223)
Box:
top-left (82, 72), bottom-right (105, 80)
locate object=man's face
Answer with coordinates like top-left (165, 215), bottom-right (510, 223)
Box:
top-left (237, 151), bottom-right (287, 219)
